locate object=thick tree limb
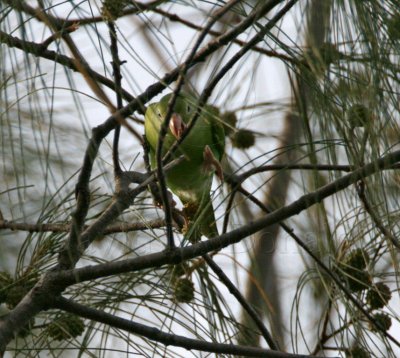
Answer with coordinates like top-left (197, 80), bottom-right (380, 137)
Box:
top-left (53, 297), bottom-right (323, 358)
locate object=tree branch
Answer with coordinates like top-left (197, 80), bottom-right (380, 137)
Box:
top-left (53, 297), bottom-right (321, 358)
top-left (58, 160), bottom-right (183, 269)
top-left (0, 30), bottom-right (138, 111)
top-left (52, 150), bottom-right (400, 348)
top-left (0, 219), bottom-right (166, 234)
top-left (57, 149), bottom-right (400, 280)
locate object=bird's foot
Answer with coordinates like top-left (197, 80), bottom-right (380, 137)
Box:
top-left (203, 145), bottom-right (224, 181)
top-left (154, 190), bottom-right (176, 209)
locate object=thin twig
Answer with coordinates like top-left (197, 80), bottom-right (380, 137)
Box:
top-left (203, 254), bottom-right (279, 350)
top-left (311, 306), bottom-right (354, 355)
top-left (108, 20), bottom-right (124, 177)
top-left (311, 300), bottom-right (333, 355)
top-left (222, 188), bottom-right (237, 234)
top-left (356, 180), bottom-right (400, 250)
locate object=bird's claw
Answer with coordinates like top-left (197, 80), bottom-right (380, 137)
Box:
top-left (203, 145), bottom-right (224, 181)
top-left (154, 190), bottom-right (176, 209)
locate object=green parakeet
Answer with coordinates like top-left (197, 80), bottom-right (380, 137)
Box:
top-left (145, 92), bottom-right (225, 240)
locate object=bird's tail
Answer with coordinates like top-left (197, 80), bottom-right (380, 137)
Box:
top-left (183, 192), bottom-right (219, 241)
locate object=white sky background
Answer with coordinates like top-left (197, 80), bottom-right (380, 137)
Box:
top-left (2, 0), bottom-right (399, 357)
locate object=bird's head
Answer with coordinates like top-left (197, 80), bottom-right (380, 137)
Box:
top-left (154, 93), bottom-right (196, 139)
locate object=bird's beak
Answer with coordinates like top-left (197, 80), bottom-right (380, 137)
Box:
top-left (169, 113), bottom-right (186, 139)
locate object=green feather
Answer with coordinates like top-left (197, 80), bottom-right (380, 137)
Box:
top-left (145, 92), bottom-right (225, 239)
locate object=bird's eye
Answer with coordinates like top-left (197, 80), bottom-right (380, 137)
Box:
top-left (187, 105), bottom-right (191, 113)
top-left (157, 110), bottom-right (162, 118)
